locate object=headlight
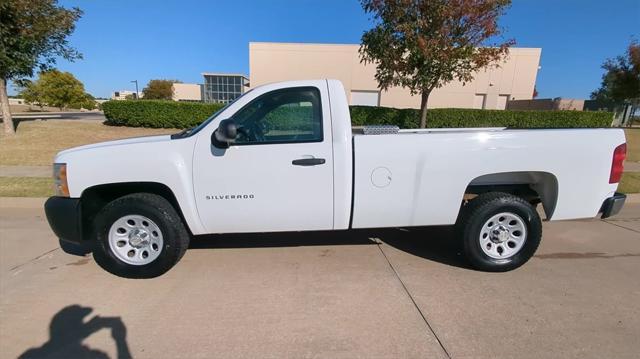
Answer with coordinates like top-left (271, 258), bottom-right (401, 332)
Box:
top-left (53, 163), bottom-right (69, 197)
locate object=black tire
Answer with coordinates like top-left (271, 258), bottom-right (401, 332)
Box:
top-left (92, 193), bottom-right (190, 278)
top-left (457, 192), bottom-right (542, 272)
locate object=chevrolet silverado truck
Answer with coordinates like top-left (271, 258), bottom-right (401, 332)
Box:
top-left (44, 79), bottom-right (627, 278)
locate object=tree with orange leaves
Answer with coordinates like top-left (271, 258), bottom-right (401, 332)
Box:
top-left (359, 0), bottom-right (514, 127)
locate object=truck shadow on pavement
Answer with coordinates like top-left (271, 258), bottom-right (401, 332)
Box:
top-left (18, 305), bottom-right (132, 359)
top-left (374, 226), bottom-right (471, 269)
top-left (190, 229), bottom-right (375, 249)
top-left (190, 225), bottom-right (471, 269)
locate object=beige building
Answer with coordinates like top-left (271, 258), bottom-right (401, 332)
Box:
top-left (250, 42), bottom-right (541, 110)
top-left (111, 90), bottom-right (142, 100)
top-left (172, 83), bottom-right (202, 102)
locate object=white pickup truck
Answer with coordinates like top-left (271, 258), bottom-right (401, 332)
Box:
top-left (45, 80), bottom-right (627, 278)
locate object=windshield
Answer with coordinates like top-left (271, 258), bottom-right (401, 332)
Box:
top-left (171, 89), bottom-right (254, 139)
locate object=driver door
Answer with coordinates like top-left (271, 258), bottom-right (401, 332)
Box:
top-left (192, 83), bottom-right (334, 233)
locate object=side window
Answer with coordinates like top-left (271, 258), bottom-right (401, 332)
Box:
top-left (232, 87), bottom-right (323, 144)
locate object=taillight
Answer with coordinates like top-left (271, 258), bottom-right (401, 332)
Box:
top-left (609, 143), bottom-right (626, 184)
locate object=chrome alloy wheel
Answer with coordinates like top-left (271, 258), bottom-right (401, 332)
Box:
top-left (479, 212), bottom-right (527, 259)
top-left (108, 215), bottom-right (163, 265)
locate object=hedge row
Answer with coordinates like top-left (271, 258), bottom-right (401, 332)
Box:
top-left (350, 106), bottom-right (613, 128)
top-left (102, 100), bottom-right (613, 129)
top-left (102, 100), bottom-right (225, 128)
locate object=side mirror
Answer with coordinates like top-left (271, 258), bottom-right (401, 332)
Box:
top-left (211, 119), bottom-right (237, 148)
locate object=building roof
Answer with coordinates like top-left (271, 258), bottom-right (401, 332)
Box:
top-left (201, 72), bottom-right (249, 79)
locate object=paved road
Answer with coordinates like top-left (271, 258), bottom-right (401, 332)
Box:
top-left (49, 112), bottom-right (106, 121)
top-left (1, 198), bottom-right (639, 358)
top-left (2, 111), bottom-right (106, 122)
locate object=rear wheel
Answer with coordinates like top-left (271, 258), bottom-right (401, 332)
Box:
top-left (92, 193), bottom-right (190, 278)
top-left (458, 192), bottom-right (542, 272)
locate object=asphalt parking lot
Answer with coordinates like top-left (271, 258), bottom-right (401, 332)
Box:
top-left (1, 198), bottom-right (639, 359)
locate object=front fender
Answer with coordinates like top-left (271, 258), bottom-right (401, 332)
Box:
top-left (55, 136), bottom-right (206, 235)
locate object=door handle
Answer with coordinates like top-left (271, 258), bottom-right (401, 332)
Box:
top-left (292, 158), bottom-right (326, 166)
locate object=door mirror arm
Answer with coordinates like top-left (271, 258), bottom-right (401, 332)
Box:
top-left (211, 119), bottom-right (237, 149)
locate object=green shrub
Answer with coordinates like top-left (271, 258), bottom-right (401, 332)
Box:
top-left (102, 99), bottom-right (614, 129)
top-left (350, 106), bottom-right (614, 128)
top-left (102, 100), bottom-right (225, 128)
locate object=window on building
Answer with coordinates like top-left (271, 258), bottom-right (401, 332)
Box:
top-left (350, 90), bottom-right (380, 106)
top-left (203, 75), bottom-right (248, 104)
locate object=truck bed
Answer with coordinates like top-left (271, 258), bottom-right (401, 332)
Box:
top-left (350, 128), bottom-right (625, 229)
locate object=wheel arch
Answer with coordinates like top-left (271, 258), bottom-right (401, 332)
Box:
top-left (80, 182), bottom-right (193, 236)
top-left (465, 171), bottom-right (559, 219)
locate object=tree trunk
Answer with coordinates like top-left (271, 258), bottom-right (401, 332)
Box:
top-left (0, 77), bottom-right (15, 135)
top-left (419, 90), bottom-right (431, 129)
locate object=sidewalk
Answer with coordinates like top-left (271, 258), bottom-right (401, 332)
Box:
top-left (625, 161), bottom-right (640, 172)
top-left (0, 165), bottom-right (51, 177)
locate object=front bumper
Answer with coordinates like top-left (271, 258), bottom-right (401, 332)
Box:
top-left (44, 197), bottom-right (83, 244)
top-left (600, 192), bottom-right (626, 219)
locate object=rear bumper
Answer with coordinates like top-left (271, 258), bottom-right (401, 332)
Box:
top-left (600, 192), bottom-right (626, 219)
top-left (44, 197), bottom-right (83, 244)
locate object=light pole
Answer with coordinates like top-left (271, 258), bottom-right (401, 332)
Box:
top-left (131, 80), bottom-right (139, 99)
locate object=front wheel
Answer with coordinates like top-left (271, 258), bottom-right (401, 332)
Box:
top-left (92, 193), bottom-right (190, 278)
top-left (458, 192), bottom-right (542, 272)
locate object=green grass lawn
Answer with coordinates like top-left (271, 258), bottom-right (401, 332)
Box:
top-left (0, 120), bottom-right (176, 166)
top-left (618, 172), bottom-right (640, 194)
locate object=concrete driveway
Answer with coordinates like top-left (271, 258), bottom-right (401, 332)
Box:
top-left (1, 198), bottom-right (639, 359)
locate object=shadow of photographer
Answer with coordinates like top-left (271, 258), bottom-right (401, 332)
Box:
top-left (19, 304), bottom-right (132, 359)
